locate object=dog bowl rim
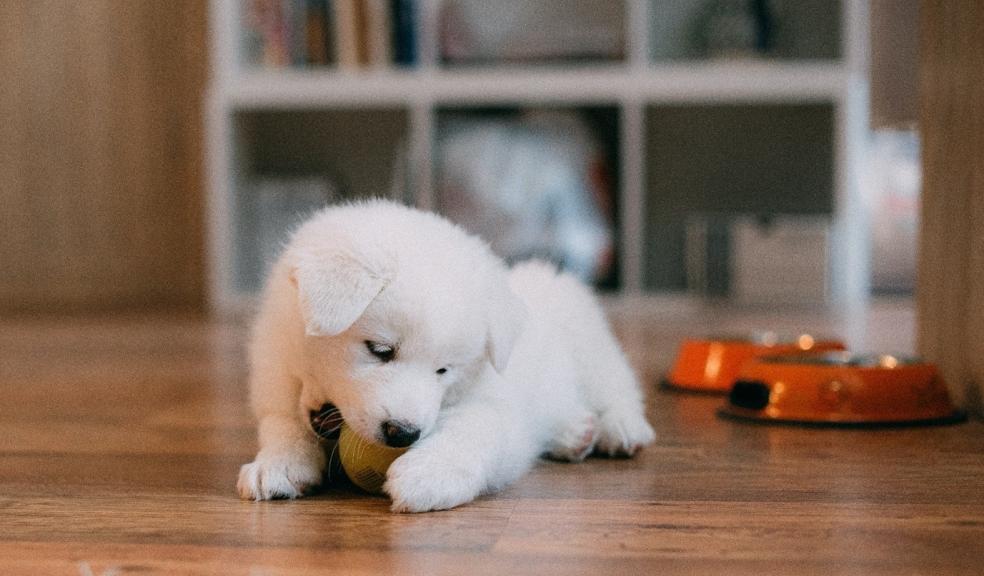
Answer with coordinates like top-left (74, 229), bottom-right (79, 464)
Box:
top-left (754, 352), bottom-right (925, 368)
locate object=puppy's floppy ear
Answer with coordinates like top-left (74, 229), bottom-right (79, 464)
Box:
top-left (486, 282), bottom-right (527, 374)
top-left (290, 247), bottom-right (391, 337)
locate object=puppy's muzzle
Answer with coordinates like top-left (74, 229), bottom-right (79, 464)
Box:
top-left (382, 420), bottom-right (420, 448)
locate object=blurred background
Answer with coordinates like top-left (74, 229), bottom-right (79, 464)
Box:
top-left (0, 0), bottom-right (920, 316)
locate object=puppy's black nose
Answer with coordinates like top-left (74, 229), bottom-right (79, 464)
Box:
top-left (381, 420), bottom-right (420, 448)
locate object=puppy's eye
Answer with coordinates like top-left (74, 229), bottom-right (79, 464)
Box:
top-left (436, 367), bottom-right (448, 375)
top-left (365, 341), bottom-right (395, 362)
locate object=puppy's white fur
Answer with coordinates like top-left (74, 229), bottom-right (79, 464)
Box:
top-left (238, 200), bottom-right (654, 512)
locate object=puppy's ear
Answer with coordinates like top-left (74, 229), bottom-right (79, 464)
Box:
top-left (290, 248), bottom-right (391, 337)
top-left (486, 282), bottom-right (527, 374)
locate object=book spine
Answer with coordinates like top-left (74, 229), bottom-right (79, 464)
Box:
top-left (334, 0), bottom-right (360, 69)
top-left (323, 0), bottom-right (336, 63)
top-left (305, 0), bottom-right (329, 65)
top-left (254, 0), bottom-right (289, 67)
top-left (366, 0), bottom-right (392, 68)
top-left (286, 0), bottom-right (309, 66)
top-left (354, 0), bottom-right (371, 66)
top-left (391, 0), bottom-right (417, 66)
top-left (242, 0), bottom-right (267, 67)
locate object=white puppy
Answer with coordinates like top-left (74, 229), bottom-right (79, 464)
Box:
top-left (237, 200), bottom-right (654, 512)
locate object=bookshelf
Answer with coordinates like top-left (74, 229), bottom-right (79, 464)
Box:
top-left (206, 0), bottom-right (870, 316)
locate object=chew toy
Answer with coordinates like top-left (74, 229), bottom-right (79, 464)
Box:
top-left (338, 422), bottom-right (408, 493)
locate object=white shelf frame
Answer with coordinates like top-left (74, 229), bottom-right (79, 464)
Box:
top-left (225, 62), bottom-right (851, 108)
top-left (206, 0), bottom-right (871, 319)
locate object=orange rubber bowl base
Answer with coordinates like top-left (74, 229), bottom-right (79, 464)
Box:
top-left (719, 353), bottom-right (965, 426)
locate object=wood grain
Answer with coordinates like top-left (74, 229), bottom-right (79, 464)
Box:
top-left (918, 1), bottom-right (984, 416)
top-left (0, 307), bottom-right (981, 575)
top-left (0, 1), bottom-right (206, 313)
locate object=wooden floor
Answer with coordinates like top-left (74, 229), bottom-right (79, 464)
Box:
top-left (1, 301), bottom-right (982, 575)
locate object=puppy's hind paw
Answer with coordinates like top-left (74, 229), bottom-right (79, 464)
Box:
top-left (237, 448), bottom-right (325, 501)
top-left (594, 409), bottom-right (655, 458)
top-left (547, 415), bottom-right (598, 462)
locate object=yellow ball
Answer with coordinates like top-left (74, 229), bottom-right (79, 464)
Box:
top-left (338, 422), bottom-right (408, 494)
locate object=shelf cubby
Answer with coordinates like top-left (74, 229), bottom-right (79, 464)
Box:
top-left (644, 102), bottom-right (835, 290)
top-left (231, 107), bottom-right (410, 292)
top-left (434, 105), bottom-right (622, 290)
top-left (649, 0), bottom-right (842, 62)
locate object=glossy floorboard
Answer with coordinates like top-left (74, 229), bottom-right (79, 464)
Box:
top-left (1, 302), bottom-right (981, 575)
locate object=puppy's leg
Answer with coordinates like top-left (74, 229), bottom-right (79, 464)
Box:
top-left (585, 341), bottom-right (655, 457)
top-left (384, 389), bottom-right (539, 513)
top-left (541, 359), bottom-right (598, 462)
top-left (237, 408), bottom-right (325, 500)
top-left (566, 302), bottom-right (654, 457)
top-left (509, 261), bottom-right (654, 457)
top-left (237, 332), bottom-right (325, 500)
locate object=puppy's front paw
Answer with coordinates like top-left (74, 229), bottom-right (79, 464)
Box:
top-left (383, 450), bottom-right (482, 513)
top-left (595, 408), bottom-right (655, 457)
top-left (237, 446), bottom-right (325, 501)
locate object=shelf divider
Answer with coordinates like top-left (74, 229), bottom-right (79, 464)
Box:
top-left (620, 100), bottom-right (645, 294)
top-left (410, 103), bottom-right (435, 211)
top-left (627, 0), bottom-right (650, 71)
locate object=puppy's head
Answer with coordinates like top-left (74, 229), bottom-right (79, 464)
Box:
top-left (288, 203), bottom-right (526, 448)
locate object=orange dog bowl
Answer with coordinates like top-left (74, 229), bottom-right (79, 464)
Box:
top-left (663, 333), bottom-right (845, 394)
top-left (719, 353), bottom-right (965, 426)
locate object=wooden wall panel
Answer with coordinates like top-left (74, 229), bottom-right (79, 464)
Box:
top-left (918, 1), bottom-right (984, 417)
top-left (0, 1), bottom-right (206, 313)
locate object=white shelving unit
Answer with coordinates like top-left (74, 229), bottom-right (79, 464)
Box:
top-left (206, 0), bottom-right (870, 316)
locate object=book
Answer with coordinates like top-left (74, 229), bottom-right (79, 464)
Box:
top-left (365, 0), bottom-right (392, 68)
top-left (391, 0), bottom-right (417, 66)
top-left (245, 0), bottom-right (414, 69)
top-left (354, 0), bottom-right (371, 66)
top-left (305, 0), bottom-right (331, 65)
top-left (334, 0), bottom-right (361, 68)
top-left (285, 0), bottom-right (309, 65)
top-left (246, 0), bottom-right (290, 67)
